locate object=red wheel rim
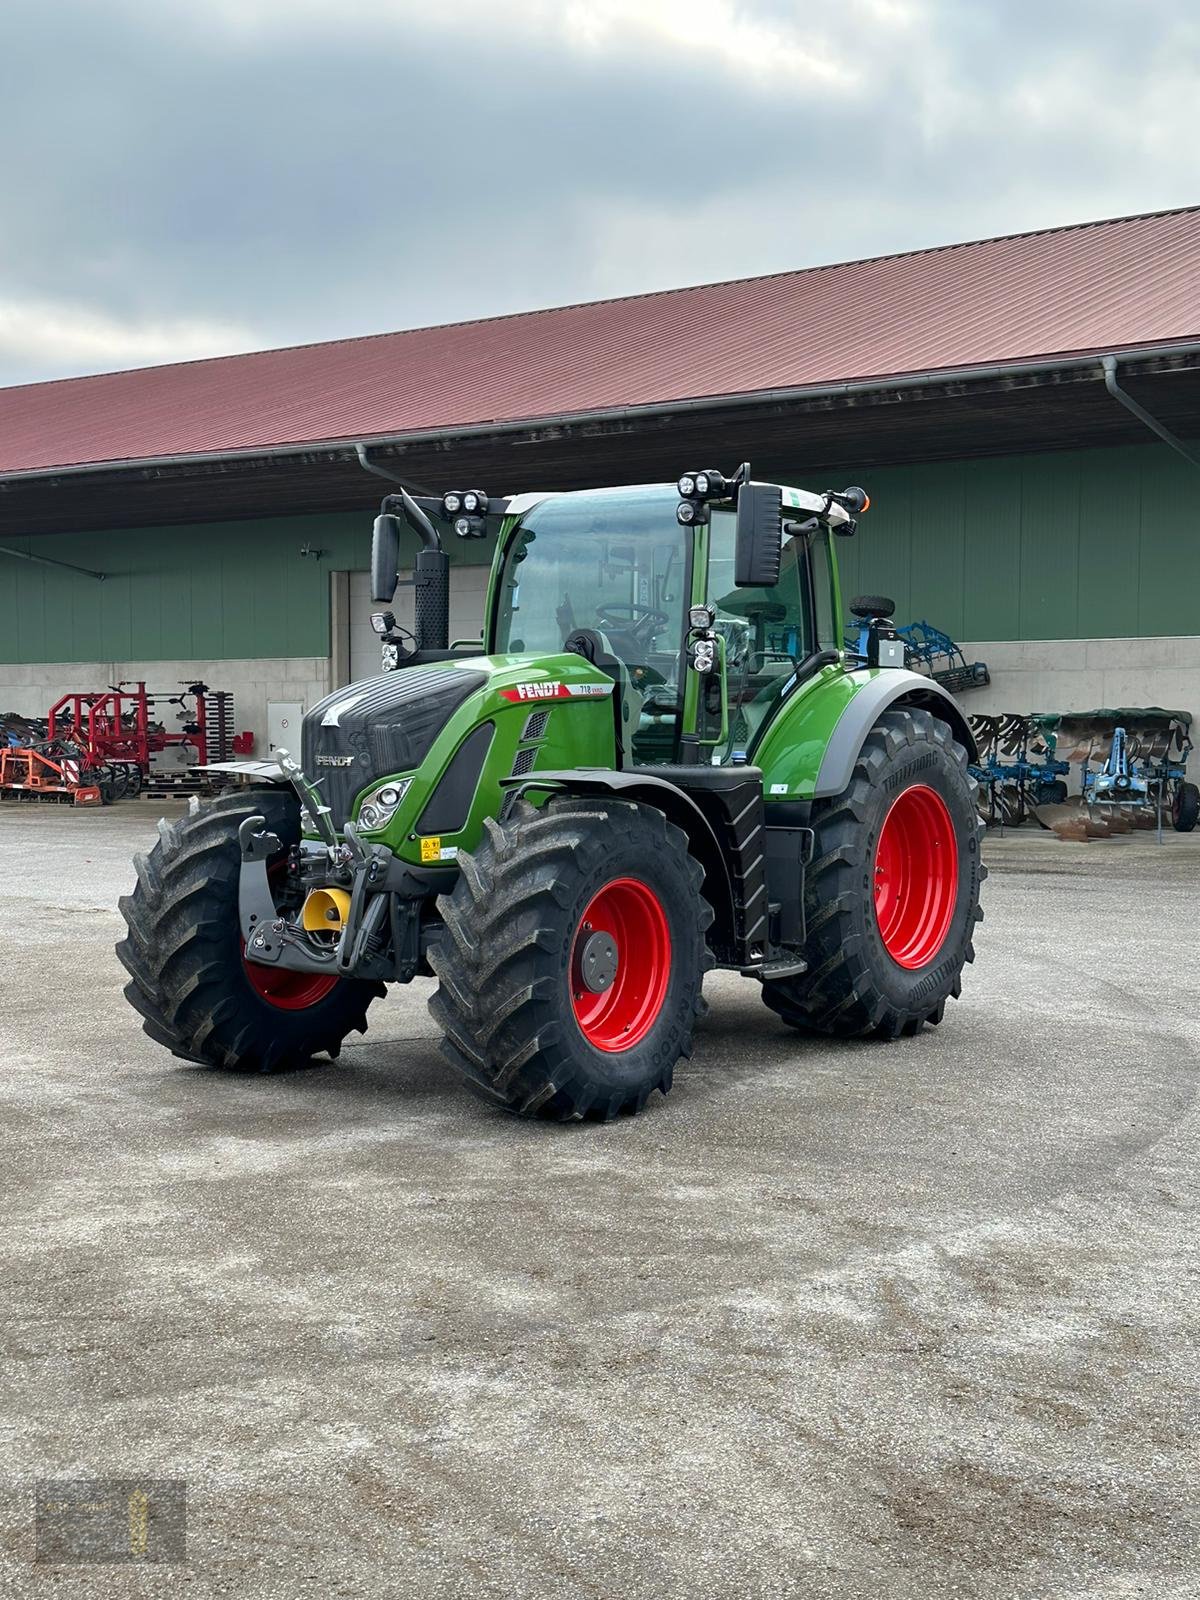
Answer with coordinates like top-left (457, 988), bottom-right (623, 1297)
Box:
top-left (873, 784), bottom-right (959, 969)
top-left (241, 946), bottom-right (341, 1011)
top-left (570, 878), bottom-right (671, 1051)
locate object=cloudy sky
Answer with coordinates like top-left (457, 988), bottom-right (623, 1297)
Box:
top-left (1, 0), bottom-right (1196, 388)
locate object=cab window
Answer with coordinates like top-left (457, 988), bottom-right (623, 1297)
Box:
top-left (706, 510), bottom-right (815, 761)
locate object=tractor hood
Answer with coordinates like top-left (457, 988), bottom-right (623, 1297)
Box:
top-left (301, 654), bottom-right (616, 833)
top-left (303, 662), bottom-right (489, 830)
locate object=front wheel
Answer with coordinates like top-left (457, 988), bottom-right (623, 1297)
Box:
top-left (428, 797), bottom-right (713, 1119)
top-left (763, 707), bottom-right (984, 1039)
top-left (116, 786), bottom-right (382, 1070)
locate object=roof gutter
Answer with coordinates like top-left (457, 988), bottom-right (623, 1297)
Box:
top-left (1101, 355), bottom-right (1200, 469)
top-left (3, 338), bottom-right (1200, 488)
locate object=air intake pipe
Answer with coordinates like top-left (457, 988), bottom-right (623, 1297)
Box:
top-left (358, 444), bottom-right (450, 652)
top-left (412, 541), bottom-right (450, 653)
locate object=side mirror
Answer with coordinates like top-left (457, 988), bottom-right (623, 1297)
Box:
top-left (371, 513), bottom-right (402, 602)
top-left (734, 483), bottom-right (782, 588)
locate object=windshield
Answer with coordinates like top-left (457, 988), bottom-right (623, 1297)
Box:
top-left (707, 508), bottom-right (814, 762)
top-left (494, 486), bottom-right (690, 761)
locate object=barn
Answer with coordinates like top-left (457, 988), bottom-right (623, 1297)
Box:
top-left (2, 205), bottom-right (1198, 746)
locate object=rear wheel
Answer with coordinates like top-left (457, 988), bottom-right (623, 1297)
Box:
top-left (117, 786), bottom-right (381, 1070)
top-left (1172, 779), bottom-right (1199, 832)
top-left (429, 797), bottom-right (712, 1119)
top-left (763, 708), bottom-right (984, 1038)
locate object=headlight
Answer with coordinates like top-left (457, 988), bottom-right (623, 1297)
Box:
top-left (694, 472), bottom-right (709, 496)
top-left (462, 490), bottom-right (486, 513)
top-left (677, 500), bottom-right (707, 526)
top-left (356, 775), bottom-right (412, 831)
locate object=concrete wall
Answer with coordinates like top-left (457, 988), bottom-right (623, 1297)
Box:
top-left (956, 635), bottom-right (1200, 719)
top-left (0, 656), bottom-right (330, 757)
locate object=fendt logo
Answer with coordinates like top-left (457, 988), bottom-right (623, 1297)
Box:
top-left (499, 682), bottom-right (615, 703)
top-left (315, 754), bottom-right (356, 767)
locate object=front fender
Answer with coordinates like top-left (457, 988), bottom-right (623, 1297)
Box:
top-left (501, 768), bottom-right (738, 958)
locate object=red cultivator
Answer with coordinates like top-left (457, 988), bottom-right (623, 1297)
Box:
top-left (2, 681), bottom-right (252, 805)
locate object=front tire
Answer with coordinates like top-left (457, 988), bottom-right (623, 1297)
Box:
top-left (117, 786), bottom-right (382, 1070)
top-left (764, 708), bottom-right (984, 1039)
top-left (429, 797), bottom-right (712, 1119)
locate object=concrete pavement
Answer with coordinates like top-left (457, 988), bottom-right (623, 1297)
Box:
top-left (1, 801), bottom-right (1197, 1597)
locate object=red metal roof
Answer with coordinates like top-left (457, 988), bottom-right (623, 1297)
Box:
top-left (3, 207), bottom-right (1199, 477)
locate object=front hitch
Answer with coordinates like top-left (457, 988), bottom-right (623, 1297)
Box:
top-left (236, 814), bottom-right (414, 983)
top-left (237, 814), bottom-right (340, 976)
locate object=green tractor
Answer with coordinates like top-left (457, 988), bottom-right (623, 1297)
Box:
top-left (117, 465), bottom-right (984, 1119)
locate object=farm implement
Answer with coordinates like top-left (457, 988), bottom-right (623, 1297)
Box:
top-left (967, 713), bottom-right (1070, 827)
top-left (1054, 708), bottom-right (1196, 835)
top-left (2, 681), bottom-right (250, 806)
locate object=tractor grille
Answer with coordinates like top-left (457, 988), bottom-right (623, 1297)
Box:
top-left (302, 665), bottom-right (486, 828)
top-left (521, 708), bottom-right (552, 741)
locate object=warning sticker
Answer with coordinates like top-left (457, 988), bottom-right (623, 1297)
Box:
top-left (420, 837), bottom-right (459, 863)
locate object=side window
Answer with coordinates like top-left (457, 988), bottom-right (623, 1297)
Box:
top-left (705, 513), bottom-right (816, 762)
top-left (810, 530), bottom-right (839, 649)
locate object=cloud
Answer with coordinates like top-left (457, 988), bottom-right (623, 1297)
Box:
top-left (0, 296), bottom-right (258, 379)
top-left (0, 0), bottom-right (1196, 385)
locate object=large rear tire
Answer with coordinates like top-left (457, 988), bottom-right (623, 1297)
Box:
top-left (117, 787), bottom-right (382, 1071)
top-left (429, 797), bottom-right (712, 1119)
top-left (763, 708), bottom-right (984, 1039)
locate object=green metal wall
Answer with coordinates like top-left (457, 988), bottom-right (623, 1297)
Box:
top-left (2, 438), bottom-right (1196, 666)
top-left (0, 510), bottom-right (493, 665)
top-left (824, 439), bottom-right (1199, 641)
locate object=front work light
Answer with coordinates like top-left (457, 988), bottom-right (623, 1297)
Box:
top-left (679, 468), bottom-right (731, 502)
top-left (442, 492), bottom-right (462, 515)
top-left (357, 775), bottom-right (413, 832)
top-left (370, 610), bottom-right (397, 635)
top-left (454, 515), bottom-right (487, 539)
top-left (676, 500), bottom-right (708, 526)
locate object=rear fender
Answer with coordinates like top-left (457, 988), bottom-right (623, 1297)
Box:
top-left (814, 673), bottom-right (977, 797)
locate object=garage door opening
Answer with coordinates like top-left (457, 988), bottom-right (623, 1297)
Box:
top-left (337, 566), bottom-right (491, 686)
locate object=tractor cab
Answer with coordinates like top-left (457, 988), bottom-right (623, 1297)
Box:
top-left (486, 474), bottom-right (862, 769)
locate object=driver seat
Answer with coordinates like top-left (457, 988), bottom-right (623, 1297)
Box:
top-left (563, 628), bottom-right (645, 760)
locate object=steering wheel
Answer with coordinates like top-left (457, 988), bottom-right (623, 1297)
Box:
top-left (595, 601), bottom-right (670, 643)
